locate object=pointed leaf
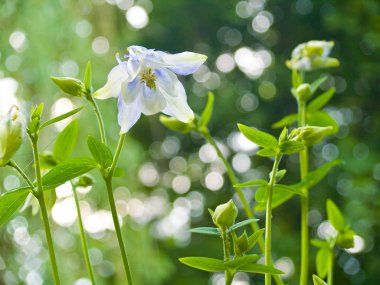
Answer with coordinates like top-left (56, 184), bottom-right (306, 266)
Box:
top-left (272, 114), bottom-right (298, 129)
top-left (280, 140), bottom-right (304, 155)
top-left (199, 92), bottom-right (214, 128)
top-left (234, 180), bottom-right (268, 188)
top-left (255, 186), bottom-right (268, 203)
top-left (326, 199), bottom-right (345, 231)
top-left (255, 191), bottom-right (294, 212)
top-left (316, 248), bottom-right (330, 278)
top-left (87, 136), bottom-right (113, 168)
top-left (42, 158), bottom-right (97, 190)
top-left (84, 61), bottom-right (92, 92)
top-left (237, 124), bottom-right (278, 149)
top-left (310, 76), bottom-right (328, 95)
top-left (313, 275), bottom-right (328, 285)
top-left (229, 219), bottom-right (259, 232)
top-left (238, 263), bottom-right (284, 274)
top-left (0, 188), bottom-right (30, 226)
top-left (307, 88), bottom-right (335, 112)
top-left (248, 228), bottom-right (265, 248)
top-left (40, 106), bottom-right (84, 129)
top-left (225, 255), bottom-right (260, 270)
top-left (189, 227), bottom-right (220, 236)
top-left (274, 184), bottom-right (306, 196)
top-left (179, 257), bottom-right (226, 272)
top-left (256, 148), bottom-right (276, 157)
top-left (308, 111), bottom-right (339, 134)
top-left (299, 160), bottom-right (341, 189)
top-left (53, 120), bottom-right (78, 162)
top-left (311, 239), bottom-right (329, 249)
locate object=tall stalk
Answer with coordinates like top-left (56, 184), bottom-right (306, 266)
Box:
top-left (327, 250), bottom-right (334, 285)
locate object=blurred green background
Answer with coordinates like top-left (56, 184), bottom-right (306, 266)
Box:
top-left (0, 0), bottom-right (379, 284)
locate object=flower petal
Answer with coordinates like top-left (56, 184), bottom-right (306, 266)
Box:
top-left (158, 51), bottom-right (207, 75)
top-left (94, 64), bottom-right (128, 99)
top-left (156, 68), bottom-right (194, 122)
top-left (139, 84), bottom-right (166, 115)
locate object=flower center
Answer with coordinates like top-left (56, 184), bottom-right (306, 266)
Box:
top-left (140, 68), bottom-right (157, 90)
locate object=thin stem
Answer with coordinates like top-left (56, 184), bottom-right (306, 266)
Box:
top-left (30, 136), bottom-right (61, 285)
top-left (104, 133), bottom-right (133, 284)
top-left (7, 160), bottom-right (34, 189)
top-left (297, 98), bottom-right (309, 285)
top-left (89, 97), bottom-right (106, 145)
top-left (201, 129), bottom-right (284, 285)
top-left (72, 184), bottom-right (96, 285)
top-left (265, 155), bottom-right (281, 285)
top-left (328, 249), bottom-right (334, 285)
top-left (221, 230), bottom-right (234, 285)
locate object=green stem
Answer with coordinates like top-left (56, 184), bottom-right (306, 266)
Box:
top-left (201, 129), bottom-right (284, 285)
top-left (104, 134), bottom-right (133, 284)
top-left (30, 136), bottom-right (61, 285)
top-left (7, 160), bottom-right (35, 190)
top-left (89, 97), bottom-right (106, 145)
top-left (328, 249), bottom-right (334, 285)
top-left (72, 184), bottom-right (96, 285)
top-left (297, 98), bottom-right (309, 285)
top-left (265, 155), bottom-right (281, 285)
top-left (221, 230), bottom-right (234, 285)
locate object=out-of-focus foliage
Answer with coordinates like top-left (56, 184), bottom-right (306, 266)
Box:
top-left (0, 0), bottom-right (379, 284)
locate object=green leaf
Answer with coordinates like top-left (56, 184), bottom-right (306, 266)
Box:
top-left (311, 239), bottom-right (329, 249)
top-left (53, 120), bottom-right (78, 162)
top-left (238, 263), bottom-right (284, 275)
top-left (199, 92), bottom-right (214, 128)
top-left (0, 188), bottom-right (30, 226)
top-left (307, 88), bottom-right (335, 112)
top-left (225, 255), bottom-right (260, 270)
top-left (87, 136), bottom-right (113, 168)
top-left (234, 180), bottom-right (268, 188)
top-left (237, 124), bottom-right (278, 149)
top-left (189, 227), bottom-right (220, 236)
top-left (272, 114), bottom-right (298, 129)
top-left (273, 169), bottom-right (287, 183)
top-left (326, 199), bottom-right (345, 231)
top-left (84, 61), bottom-right (92, 92)
top-left (274, 184), bottom-right (306, 196)
top-left (316, 248), bottom-right (330, 278)
top-left (313, 275), bottom-right (328, 285)
top-left (248, 228), bottom-right (265, 248)
top-left (308, 111), bottom-right (339, 134)
top-left (310, 76), bottom-right (327, 95)
top-left (40, 106), bottom-right (84, 129)
top-left (159, 115), bottom-right (193, 134)
top-left (255, 191), bottom-right (294, 212)
top-left (229, 219), bottom-right (259, 232)
top-left (280, 140), bottom-right (304, 155)
top-left (179, 257), bottom-right (226, 272)
top-left (113, 167), bottom-right (125, 177)
top-left (256, 149), bottom-right (277, 157)
top-left (255, 186), bottom-right (268, 203)
top-left (299, 160), bottom-right (341, 189)
top-left (42, 158), bottom-right (97, 190)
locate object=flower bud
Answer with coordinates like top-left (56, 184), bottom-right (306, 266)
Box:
top-left (291, 126), bottom-right (333, 146)
top-left (0, 106), bottom-right (25, 166)
top-left (212, 200), bottom-right (238, 229)
top-left (336, 230), bottom-right (355, 249)
top-left (159, 115), bottom-right (194, 134)
top-left (51, 77), bottom-right (86, 97)
top-left (293, 83), bottom-right (312, 101)
top-left (235, 231), bottom-right (249, 256)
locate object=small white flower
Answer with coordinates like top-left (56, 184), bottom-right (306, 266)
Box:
top-left (95, 46), bottom-right (207, 133)
top-left (0, 106), bottom-right (25, 166)
top-left (286, 40), bottom-right (339, 71)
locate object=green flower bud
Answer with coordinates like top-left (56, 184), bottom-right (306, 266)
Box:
top-left (159, 115), bottom-right (194, 134)
top-left (51, 76), bottom-right (86, 97)
top-left (336, 229), bottom-right (355, 249)
top-left (212, 199), bottom-right (238, 229)
top-left (0, 106), bottom-right (25, 166)
top-left (235, 231), bottom-right (249, 256)
top-left (291, 126), bottom-right (333, 146)
top-left (293, 83), bottom-right (312, 101)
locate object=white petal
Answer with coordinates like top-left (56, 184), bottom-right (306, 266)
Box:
top-left (94, 64), bottom-right (129, 99)
top-left (121, 77), bottom-right (141, 104)
top-left (139, 84), bottom-right (166, 115)
top-left (156, 69), bottom-right (194, 122)
top-left (117, 93), bottom-right (141, 134)
top-left (158, 51), bottom-right (207, 75)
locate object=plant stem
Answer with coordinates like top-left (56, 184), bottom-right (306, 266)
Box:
top-left (72, 184), bottom-right (96, 285)
top-left (104, 134), bottom-right (133, 284)
top-left (265, 155), bottom-right (281, 285)
top-left (221, 229), bottom-right (234, 285)
top-left (30, 136), bottom-right (61, 285)
top-left (89, 97), bottom-right (106, 145)
top-left (328, 249), bottom-right (334, 285)
top-left (201, 129), bottom-right (284, 285)
top-left (7, 160), bottom-right (35, 189)
top-left (297, 98), bottom-right (309, 285)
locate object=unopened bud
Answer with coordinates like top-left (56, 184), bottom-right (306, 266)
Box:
top-left (336, 230), bottom-right (355, 249)
top-left (291, 126), bottom-right (333, 146)
top-left (51, 77), bottom-right (86, 97)
top-left (212, 200), bottom-right (238, 229)
top-left (294, 83), bottom-right (312, 101)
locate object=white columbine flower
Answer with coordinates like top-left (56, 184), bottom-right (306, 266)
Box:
top-left (95, 46), bottom-right (207, 133)
top-left (0, 106), bottom-right (25, 166)
top-left (286, 40), bottom-right (339, 71)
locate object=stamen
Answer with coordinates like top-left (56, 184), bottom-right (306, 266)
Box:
top-left (140, 68), bottom-right (157, 90)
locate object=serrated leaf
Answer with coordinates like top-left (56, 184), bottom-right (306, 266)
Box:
top-left (238, 263), bottom-right (284, 275)
top-left (280, 140), bottom-right (304, 155)
top-left (234, 180), bottom-right (268, 188)
top-left (53, 120), bottom-right (78, 162)
top-left (307, 88), bottom-right (335, 112)
top-left (248, 228), bottom-right (265, 248)
top-left (313, 275), bottom-right (328, 285)
top-left (272, 114), bottom-right (298, 129)
top-left (256, 149), bottom-right (276, 157)
top-left (229, 219), bottom-right (259, 232)
top-left (237, 124), bottom-right (278, 149)
top-left (308, 111), bottom-right (339, 134)
top-left (316, 248), bottom-right (330, 278)
top-left (0, 188), bottom-right (30, 226)
top-left (299, 160), bottom-right (341, 189)
top-left (199, 92), bottom-right (214, 128)
top-left (326, 199), bottom-right (345, 231)
top-left (87, 136), bottom-right (113, 168)
top-left (40, 106), bottom-right (84, 129)
top-left (310, 76), bottom-right (328, 95)
top-left (189, 227), bottom-right (220, 236)
top-left (179, 257), bottom-right (226, 272)
top-left (274, 184), bottom-right (306, 196)
top-left (42, 158), bottom-right (97, 190)
top-left (255, 186), bottom-right (268, 203)
top-left (225, 255), bottom-right (260, 270)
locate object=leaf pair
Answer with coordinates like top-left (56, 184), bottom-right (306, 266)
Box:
top-left (190, 218), bottom-right (260, 236)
